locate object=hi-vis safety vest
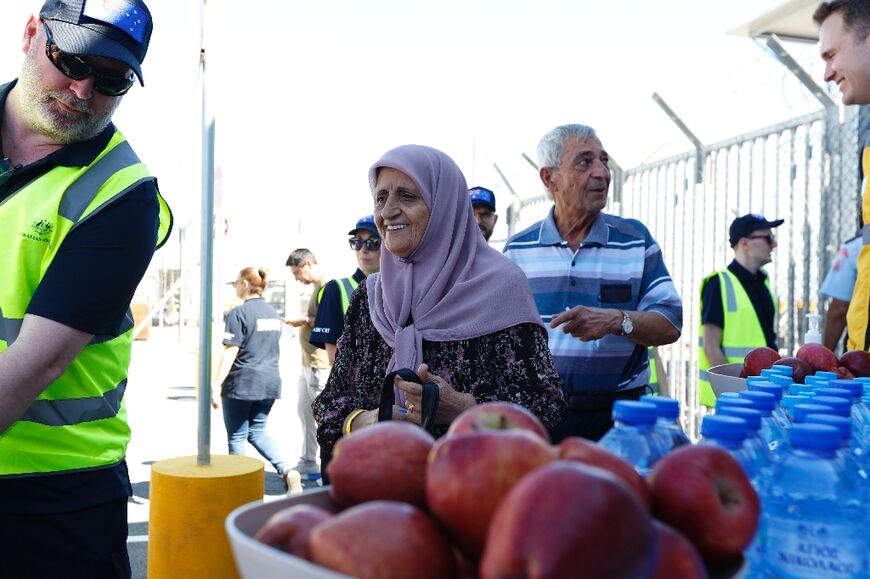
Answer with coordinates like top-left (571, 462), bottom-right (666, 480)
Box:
top-left (698, 269), bottom-right (775, 408)
top-left (647, 347), bottom-right (658, 392)
top-left (846, 146), bottom-right (870, 351)
top-left (0, 130), bottom-right (172, 476)
top-left (336, 276), bottom-right (359, 314)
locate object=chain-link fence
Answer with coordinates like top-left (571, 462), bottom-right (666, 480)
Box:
top-left (511, 107), bottom-right (862, 437)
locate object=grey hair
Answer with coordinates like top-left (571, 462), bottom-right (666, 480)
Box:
top-left (536, 124), bottom-right (599, 170)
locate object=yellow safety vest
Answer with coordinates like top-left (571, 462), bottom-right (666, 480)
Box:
top-left (0, 130), bottom-right (172, 476)
top-left (847, 146), bottom-right (870, 351)
top-left (337, 276), bottom-right (360, 313)
top-left (648, 347), bottom-right (658, 393)
top-left (698, 269), bottom-right (775, 408)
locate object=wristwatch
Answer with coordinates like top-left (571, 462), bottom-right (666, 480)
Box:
top-left (617, 310), bottom-right (634, 336)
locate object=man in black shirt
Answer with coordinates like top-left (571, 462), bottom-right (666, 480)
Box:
top-left (0, 2), bottom-right (170, 577)
top-left (698, 214), bottom-right (783, 407)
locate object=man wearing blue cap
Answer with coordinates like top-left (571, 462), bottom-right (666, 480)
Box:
top-left (469, 186), bottom-right (499, 241)
top-left (0, 0), bottom-right (170, 576)
top-left (698, 214), bottom-right (784, 407)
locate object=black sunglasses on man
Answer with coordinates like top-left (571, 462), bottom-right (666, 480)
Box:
top-left (348, 237), bottom-right (381, 251)
top-left (43, 22), bottom-right (135, 97)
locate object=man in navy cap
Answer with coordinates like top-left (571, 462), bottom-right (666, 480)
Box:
top-left (469, 186), bottom-right (499, 241)
top-left (0, 1), bottom-right (170, 576)
top-left (698, 214), bottom-right (784, 407)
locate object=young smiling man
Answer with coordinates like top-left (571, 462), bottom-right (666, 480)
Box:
top-left (816, 1), bottom-right (870, 352)
top-left (697, 214), bottom-right (784, 407)
top-left (0, 0), bottom-right (171, 576)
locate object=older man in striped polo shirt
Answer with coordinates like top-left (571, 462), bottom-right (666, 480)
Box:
top-left (504, 124), bottom-right (683, 442)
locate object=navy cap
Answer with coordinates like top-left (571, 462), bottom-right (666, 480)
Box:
top-left (40, 0), bottom-right (153, 86)
top-left (729, 213), bottom-right (784, 247)
top-left (468, 187), bottom-right (496, 212)
top-left (348, 215), bottom-right (379, 237)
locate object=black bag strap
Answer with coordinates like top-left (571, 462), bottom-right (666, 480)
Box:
top-left (378, 368), bottom-right (440, 432)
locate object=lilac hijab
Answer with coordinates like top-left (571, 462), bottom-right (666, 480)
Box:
top-left (366, 144), bottom-right (544, 377)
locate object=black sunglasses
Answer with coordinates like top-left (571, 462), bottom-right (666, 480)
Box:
top-left (747, 234), bottom-right (775, 245)
top-left (43, 23), bottom-right (134, 97)
top-left (349, 237), bottom-right (381, 251)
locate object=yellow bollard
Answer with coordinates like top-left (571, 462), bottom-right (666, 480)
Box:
top-left (147, 455), bottom-right (264, 579)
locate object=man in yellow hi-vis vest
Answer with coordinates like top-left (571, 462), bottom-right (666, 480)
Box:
top-left (0, 1), bottom-right (171, 576)
top-left (816, 2), bottom-right (870, 351)
top-left (698, 214), bottom-right (782, 407)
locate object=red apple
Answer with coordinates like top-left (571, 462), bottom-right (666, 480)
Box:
top-left (795, 343), bottom-right (839, 372)
top-left (254, 504), bottom-right (333, 559)
top-left (327, 421), bottom-right (434, 509)
top-left (839, 350), bottom-right (870, 377)
top-left (651, 520), bottom-right (709, 579)
top-left (426, 430), bottom-right (556, 560)
top-left (742, 347), bottom-right (781, 377)
top-left (649, 444), bottom-right (760, 562)
top-left (447, 401), bottom-right (550, 442)
top-left (479, 461), bottom-right (657, 579)
top-left (836, 366), bottom-right (856, 379)
top-left (309, 500), bottom-right (456, 579)
top-left (557, 437), bottom-right (652, 510)
top-left (773, 357), bottom-right (813, 384)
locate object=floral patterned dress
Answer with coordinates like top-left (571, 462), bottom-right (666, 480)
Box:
top-left (313, 282), bottom-right (566, 455)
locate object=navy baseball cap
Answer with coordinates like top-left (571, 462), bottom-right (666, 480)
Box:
top-left (468, 187), bottom-right (496, 212)
top-left (729, 214), bottom-right (784, 246)
top-left (40, 0), bottom-right (153, 86)
top-left (348, 215), bottom-right (379, 237)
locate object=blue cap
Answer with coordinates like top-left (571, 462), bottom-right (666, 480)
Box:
top-left (748, 381), bottom-right (784, 401)
top-left (612, 400), bottom-right (657, 425)
top-left (702, 415), bottom-right (748, 441)
top-left (729, 213), bottom-right (784, 246)
top-left (640, 395), bottom-right (680, 419)
top-left (468, 187), bottom-right (496, 212)
top-left (815, 371), bottom-right (839, 380)
top-left (812, 396), bottom-right (851, 417)
top-left (788, 423), bottom-right (841, 451)
top-left (793, 403), bottom-right (838, 423)
top-left (770, 365), bottom-right (794, 377)
top-left (718, 406), bottom-right (762, 431)
top-left (803, 413), bottom-right (851, 442)
top-left (814, 387), bottom-right (853, 401)
top-left (830, 379), bottom-right (862, 398)
top-left (348, 215), bottom-right (379, 237)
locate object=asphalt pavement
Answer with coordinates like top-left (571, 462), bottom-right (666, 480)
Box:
top-left (125, 325), bottom-right (313, 578)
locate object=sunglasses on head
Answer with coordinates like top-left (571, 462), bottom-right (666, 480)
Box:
top-left (747, 234), bottom-right (775, 245)
top-left (348, 237), bottom-right (381, 251)
top-left (43, 22), bottom-right (134, 97)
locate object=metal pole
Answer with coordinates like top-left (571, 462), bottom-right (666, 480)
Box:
top-left (197, 0), bottom-right (214, 466)
top-left (652, 92), bottom-right (705, 184)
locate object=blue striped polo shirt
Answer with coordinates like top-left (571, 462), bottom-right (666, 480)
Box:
top-left (504, 208), bottom-right (682, 394)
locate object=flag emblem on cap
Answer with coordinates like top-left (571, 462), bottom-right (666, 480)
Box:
top-left (83, 0), bottom-right (149, 42)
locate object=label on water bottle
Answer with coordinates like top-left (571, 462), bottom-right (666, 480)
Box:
top-left (766, 515), bottom-right (868, 578)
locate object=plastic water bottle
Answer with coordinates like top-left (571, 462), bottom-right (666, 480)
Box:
top-left (769, 374), bottom-right (794, 392)
top-left (739, 390), bottom-right (786, 453)
top-left (748, 381), bottom-right (789, 429)
top-left (701, 415), bottom-right (758, 481)
top-left (830, 379), bottom-right (870, 438)
top-left (717, 405), bottom-right (773, 476)
top-left (763, 424), bottom-right (869, 578)
top-left (815, 370), bottom-right (840, 381)
top-left (639, 395), bottom-right (691, 452)
top-left (788, 383), bottom-right (815, 396)
top-left (770, 364), bottom-right (794, 377)
top-left (598, 401), bottom-right (667, 477)
top-left (802, 413), bottom-right (868, 487)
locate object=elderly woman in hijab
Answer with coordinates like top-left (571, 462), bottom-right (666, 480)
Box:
top-left (313, 145), bottom-right (566, 462)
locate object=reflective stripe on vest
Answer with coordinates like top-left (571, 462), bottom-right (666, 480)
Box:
top-left (0, 130), bottom-right (172, 476)
top-left (337, 277), bottom-right (360, 314)
top-left (698, 269), bottom-right (775, 408)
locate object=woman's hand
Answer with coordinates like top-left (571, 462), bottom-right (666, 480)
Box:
top-left (394, 364), bottom-right (476, 426)
top-left (210, 388), bottom-right (221, 409)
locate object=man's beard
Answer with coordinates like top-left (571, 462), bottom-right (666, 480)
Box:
top-left (17, 46), bottom-right (120, 144)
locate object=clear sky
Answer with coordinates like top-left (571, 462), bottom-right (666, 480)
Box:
top-left (2, 0), bottom-right (826, 282)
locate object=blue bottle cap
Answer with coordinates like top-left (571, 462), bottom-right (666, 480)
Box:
top-left (830, 379), bottom-right (862, 398)
top-left (739, 390), bottom-right (776, 412)
top-left (639, 395), bottom-right (680, 419)
top-left (702, 415), bottom-right (748, 441)
top-left (716, 396), bottom-right (755, 410)
top-left (811, 395), bottom-right (851, 417)
top-left (788, 384), bottom-right (815, 396)
top-left (719, 392), bottom-right (742, 399)
top-left (813, 387), bottom-right (853, 401)
top-left (793, 403), bottom-right (838, 423)
top-left (760, 368), bottom-right (780, 378)
top-left (855, 377), bottom-right (870, 385)
top-left (770, 364), bottom-right (794, 377)
top-left (769, 375), bottom-right (794, 389)
top-left (803, 413), bottom-right (851, 441)
top-left (805, 376), bottom-right (828, 386)
top-left (748, 382), bottom-right (784, 401)
top-left (746, 376), bottom-right (767, 385)
top-left (612, 400), bottom-right (658, 425)
top-left (788, 423), bottom-right (841, 451)
top-left (814, 371), bottom-right (839, 380)
top-left (780, 394), bottom-right (805, 412)
top-left (717, 406), bottom-right (762, 431)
